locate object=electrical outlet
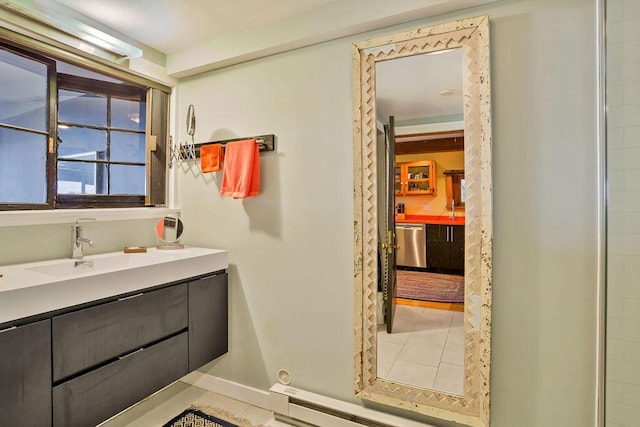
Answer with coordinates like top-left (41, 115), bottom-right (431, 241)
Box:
top-left (423, 204), bottom-right (431, 211)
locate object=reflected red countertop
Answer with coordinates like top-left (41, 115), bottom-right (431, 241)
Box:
top-left (395, 215), bottom-right (465, 225)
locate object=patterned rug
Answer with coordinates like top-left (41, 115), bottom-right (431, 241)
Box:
top-left (396, 270), bottom-right (464, 303)
top-left (162, 408), bottom-right (238, 427)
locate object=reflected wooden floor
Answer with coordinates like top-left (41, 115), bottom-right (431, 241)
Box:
top-left (395, 297), bottom-right (464, 312)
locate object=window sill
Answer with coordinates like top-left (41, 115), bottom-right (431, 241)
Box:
top-left (0, 207), bottom-right (180, 227)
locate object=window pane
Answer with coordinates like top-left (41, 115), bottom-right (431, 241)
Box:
top-left (58, 160), bottom-right (107, 195)
top-left (110, 164), bottom-right (145, 195)
top-left (111, 131), bottom-right (145, 163)
top-left (112, 98), bottom-right (145, 131)
top-left (0, 48), bottom-right (48, 132)
top-left (59, 90), bottom-right (107, 126)
top-left (0, 128), bottom-right (46, 203)
top-left (58, 126), bottom-right (107, 159)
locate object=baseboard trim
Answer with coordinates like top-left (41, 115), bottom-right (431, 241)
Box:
top-left (180, 371), bottom-right (271, 410)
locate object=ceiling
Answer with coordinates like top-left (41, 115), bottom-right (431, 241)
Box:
top-left (376, 48), bottom-right (463, 125)
top-left (55, 0), bottom-right (338, 54)
top-left (0, 0), bottom-right (472, 127)
top-left (53, 0), bottom-right (464, 126)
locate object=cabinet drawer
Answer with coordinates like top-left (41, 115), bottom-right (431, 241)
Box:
top-left (53, 331), bottom-right (188, 427)
top-left (52, 283), bottom-right (187, 381)
top-left (189, 273), bottom-right (228, 370)
top-left (0, 320), bottom-right (51, 427)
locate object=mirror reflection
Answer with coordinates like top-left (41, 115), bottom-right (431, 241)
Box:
top-left (375, 48), bottom-right (465, 395)
top-left (155, 216), bottom-right (185, 249)
top-left (353, 16), bottom-right (492, 424)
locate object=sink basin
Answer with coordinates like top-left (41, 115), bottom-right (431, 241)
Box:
top-left (0, 246), bottom-right (228, 325)
top-left (26, 253), bottom-right (166, 277)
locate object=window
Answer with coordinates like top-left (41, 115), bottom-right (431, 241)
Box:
top-left (0, 41), bottom-right (168, 210)
top-left (57, 74), bottom-right (147, 207)
top-left (0, 46), bottom-right (54, 207)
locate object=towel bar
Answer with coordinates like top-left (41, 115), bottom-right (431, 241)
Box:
top-left (193, 134), bottom-right (275, 158)
top-left (170, 134), bottom-right (275, 168)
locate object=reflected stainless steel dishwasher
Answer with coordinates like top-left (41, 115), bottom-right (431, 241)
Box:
top-left (395, 223), bottom-right (427, 268)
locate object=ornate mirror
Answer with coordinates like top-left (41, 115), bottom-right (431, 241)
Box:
top-left (353, 16), bottom-right (492, 426)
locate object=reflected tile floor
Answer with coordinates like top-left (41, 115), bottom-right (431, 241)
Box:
top-left (377, 305), bottom-right (464, 395)
top-left (100, 379), bottom-right (292, 427)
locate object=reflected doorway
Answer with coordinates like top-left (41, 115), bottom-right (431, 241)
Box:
top-left (375, 48), bottom-right (466, 395)
top-left (379, 133), bottom-right (466, 394)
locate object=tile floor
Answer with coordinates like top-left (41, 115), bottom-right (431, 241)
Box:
top-left (100, 379), bottom-right (292, 427)
top-left (377, 305), bottom-right (464, 395)
top-left (100, 305), bottom-right (462, 426)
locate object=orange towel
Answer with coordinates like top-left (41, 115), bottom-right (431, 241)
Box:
top-left (200, 144), bottom-right (224, 173)
top-left (220, 139), bottom-right (260, 199)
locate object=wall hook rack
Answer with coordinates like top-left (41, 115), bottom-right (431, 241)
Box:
top-left (169, 134), bottom-right (276, 167)
top-left (192, 134), bottom-right (276, 159)
top-left (168, 136), bottom-right (196, 167)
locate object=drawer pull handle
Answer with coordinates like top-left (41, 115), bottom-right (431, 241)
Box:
top-left (0, 326), bottom-right (17, 334)
top-left (118, 293), bottom-right (143, 301)
top-left (119, 347), bottom-right (144, 360)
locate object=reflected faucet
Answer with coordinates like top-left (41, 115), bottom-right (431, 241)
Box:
top-left (72, 218), bottom-right (95, 259)
top-left (451, 199), bottom-right (455, 221)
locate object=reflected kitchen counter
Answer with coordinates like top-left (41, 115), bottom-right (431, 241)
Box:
top-left (395, 215), bottom-right (465, 225)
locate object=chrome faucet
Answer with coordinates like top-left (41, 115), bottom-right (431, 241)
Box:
top-left (451, 199), bottom-right (456, 220)
top-left (72, 218), bottom-right (95, 259)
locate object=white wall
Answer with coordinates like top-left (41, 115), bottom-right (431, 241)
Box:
top-left (175, 36), bottom-right (355, 394)
top-left (606, 1), bottom-right (640, 426)
top-left (0, 0), bottom-right (599, 425)
top-left (175, 0), bottom-right (598, 426)
top-left (488, 1), bottom-right (598, 426)
top-left (0, 219), bottom-right (160, 266)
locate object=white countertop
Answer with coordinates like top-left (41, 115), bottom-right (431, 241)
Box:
top-left (0, 246), bottom-right (228, 326)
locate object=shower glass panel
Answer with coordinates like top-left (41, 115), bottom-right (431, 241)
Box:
top-left (606, 1), bottom-right (640, 425)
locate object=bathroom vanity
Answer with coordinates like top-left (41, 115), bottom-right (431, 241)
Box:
top-left (0, 247), bottom-right (228, 427)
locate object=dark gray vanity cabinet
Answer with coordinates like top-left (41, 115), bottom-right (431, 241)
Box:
top-left (0, 320), bottom-right (52, 427)
top-left (51, 284), bottom-right (191, 427)
top-left (52, 283), bottom-right (188, 382)
top-left (426, 224), bottom-right (465, 273)
top-left (189, 273), bottom-right (229, 370)
top-left (53, 333), bottom-right (188, 427)
top-left (0, 269), bottom-right (228, 427)
top-left (50, 271), bottom-right (228, 427)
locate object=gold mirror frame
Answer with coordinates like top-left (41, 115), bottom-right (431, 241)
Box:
top-left (352, 16), bottom-right (492, 427)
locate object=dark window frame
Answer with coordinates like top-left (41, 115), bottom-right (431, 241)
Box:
top-left (56, 73), bottom-right (147, 209)
top-left (0, 40), bottom-right (168, 211)
top-left (0, 43), bottom-right (57, 210)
